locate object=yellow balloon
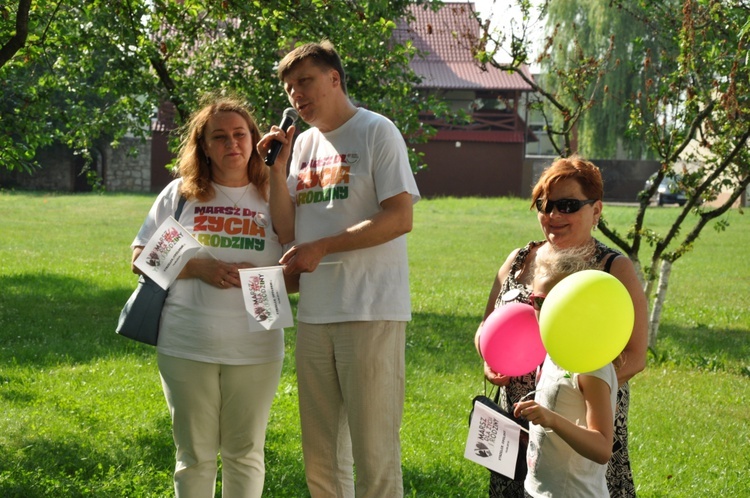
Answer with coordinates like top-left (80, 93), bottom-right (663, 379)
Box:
top-left (539, 270), bottom-right (634, 373)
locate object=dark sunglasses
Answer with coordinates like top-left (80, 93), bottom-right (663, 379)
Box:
top-left (529, 293), bottom-right (546, 311)
top-left (535, 198), bottom-right (595, 214)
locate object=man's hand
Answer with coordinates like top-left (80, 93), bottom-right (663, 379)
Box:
top-left (279, 240), bottom-right (328, 275)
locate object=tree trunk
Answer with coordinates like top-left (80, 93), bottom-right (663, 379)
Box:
top-left (648, 259), bottom-right (672, 348)
top-left (632, 259), bottom-right (646, 288)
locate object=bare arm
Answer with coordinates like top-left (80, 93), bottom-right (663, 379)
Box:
top-left (514, 374), bottom-right (614, 465)
top-left (475, 248), bottom-right (522, 386)
top-left (609, 256), bottom-right (649, 384)
top-left (258, 124), bottom-right (296, 245)
top-left (279, 191), bottom-right (414, 274)
top-left (131, 246), bottom-right (145, 275)
top-left (284, 272), bottom-right (300, 294)
top-left (474, 249), bottom-right (519, 352)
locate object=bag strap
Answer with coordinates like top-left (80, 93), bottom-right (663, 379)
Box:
top-left (604, 252), bottom-right (618, 273)
top-left (482, 378), bottom-right (502, 404)
top-left (175, 195), bottom-right (187, 220)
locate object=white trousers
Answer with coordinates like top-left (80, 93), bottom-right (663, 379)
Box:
top-left (296, 321), bottom-right (406, 498)
top-left (157, 353), bottom-right (283, 498)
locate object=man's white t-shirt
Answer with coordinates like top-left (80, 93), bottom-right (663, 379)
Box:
top-left (287, 108), bottom-right (420, 323)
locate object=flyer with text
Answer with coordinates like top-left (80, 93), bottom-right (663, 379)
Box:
top-left (464, 399), bottom-right (524, 479)
top-left (239, 266), bottom-right (294, 332)
top-left (133, 216), bottom-right (203, 290)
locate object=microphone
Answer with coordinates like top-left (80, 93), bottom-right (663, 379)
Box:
top-left (264, 107), bottom-right (299, 166)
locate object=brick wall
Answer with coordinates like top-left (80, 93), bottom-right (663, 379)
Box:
top-left (104, 137), bottom-right (153, 192)
top-left (0, 137), bottom-right (153, 193)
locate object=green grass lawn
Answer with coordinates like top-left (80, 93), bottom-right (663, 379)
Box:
top-left (0, 192), bottom-right (748, 497)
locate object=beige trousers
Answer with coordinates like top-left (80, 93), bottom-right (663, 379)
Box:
top-left (296, 321), bottom-right (406, 498)
top-left (157, 353), bottom-right (283, 498)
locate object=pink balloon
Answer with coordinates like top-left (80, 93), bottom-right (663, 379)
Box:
top-left (479, 302), bottom-right (546, 377)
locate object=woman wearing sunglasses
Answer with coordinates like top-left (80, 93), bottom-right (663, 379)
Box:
top-left (474, 155), bottom-right (648, 498)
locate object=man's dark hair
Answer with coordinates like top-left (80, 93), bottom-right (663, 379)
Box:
top-left (277, 40), bottom-right (348, 95)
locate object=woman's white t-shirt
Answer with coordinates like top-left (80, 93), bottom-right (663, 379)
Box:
top-left (132, 179), bottom-right (284, 365)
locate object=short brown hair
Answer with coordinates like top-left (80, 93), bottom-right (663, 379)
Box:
top-left (531, 155), bottom-right (604, 209)
top-left (277, 40), bottom-right (348, 95)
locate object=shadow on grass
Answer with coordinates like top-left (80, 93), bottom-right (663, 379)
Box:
top-left (264, 438), bottom-right (485, 498)
top-left (0, 416), bottom-right (175, 497)
top-left (404, 465), bottom-right (487, 498)
top-left (0, 273), bottom-right (154, 366)
top-left (263, 436), bottom-right (309, 496)
top-left (1, 271), bottom-right (482, 370)
top-left (0, 272), bottom-right (313, 496)
top-left (0, 273), bottom-right (303, 366)
top-left (0, 272), bottom-right (172, 496)
top-left (652, 322), bottom-right (750, 371)
top-left (407, 312), bottom-right (481, 371)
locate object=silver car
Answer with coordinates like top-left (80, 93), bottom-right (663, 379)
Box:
top-left (642, 174), bottom-right (688, 206)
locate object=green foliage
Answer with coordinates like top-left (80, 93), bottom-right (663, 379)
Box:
top-left (473, 1), bottom-right (750, 341)
top-left (608, 0), bottom-right (750, 290)
top-left (544, 0), bottom-right (676, 160)
top-left (1, 1), bottom-right (438, 174)
top-left (0, 193), bottom-right (748, 496)
top-left (1, 1), bottom-right (161, 172)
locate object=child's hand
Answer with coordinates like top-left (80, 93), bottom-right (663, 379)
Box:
top-left (514, 400), bottom-right (555, 428)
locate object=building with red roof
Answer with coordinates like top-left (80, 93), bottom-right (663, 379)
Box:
top-left (397, 2), bottom-right (538, 197)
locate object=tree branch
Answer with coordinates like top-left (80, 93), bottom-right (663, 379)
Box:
top-left (0, 0), bottom-right (31, 67)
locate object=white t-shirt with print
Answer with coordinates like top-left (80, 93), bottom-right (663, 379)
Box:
top-left (286, 108), bottom-right (420, 323)
top-left (524, 356), bottom-right (618, 497)
top-left (132, 179), bottom-right (284, 365)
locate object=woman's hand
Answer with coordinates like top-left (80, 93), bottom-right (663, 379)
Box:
top-left (484, 362), bottom-right (511, 386)
top-left (181, 258), bottom-right (241, 289)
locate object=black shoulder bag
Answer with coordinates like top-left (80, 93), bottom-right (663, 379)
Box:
top-left (115, 196), bottom-right (187, 346)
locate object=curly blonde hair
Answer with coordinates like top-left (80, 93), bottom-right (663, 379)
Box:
top-left (176, 93), bottom-right (267, 202)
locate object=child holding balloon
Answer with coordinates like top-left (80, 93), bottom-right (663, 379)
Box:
top-left (513, 246), bottom-right (618, 498)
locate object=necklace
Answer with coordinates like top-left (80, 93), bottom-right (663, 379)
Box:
top-left (214, 183), bottom-right (250, 208)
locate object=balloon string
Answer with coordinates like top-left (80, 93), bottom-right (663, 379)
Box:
top-left (518, 386), bottom-right (556, 403)
top-left (515, 388), bottom-right (557, 435)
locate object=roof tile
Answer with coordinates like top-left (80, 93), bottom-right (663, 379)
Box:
top-left (395, 2), bottom-right (533, 91)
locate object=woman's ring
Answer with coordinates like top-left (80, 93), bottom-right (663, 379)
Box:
top-left (220, 280), bottom-right (225, 286)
